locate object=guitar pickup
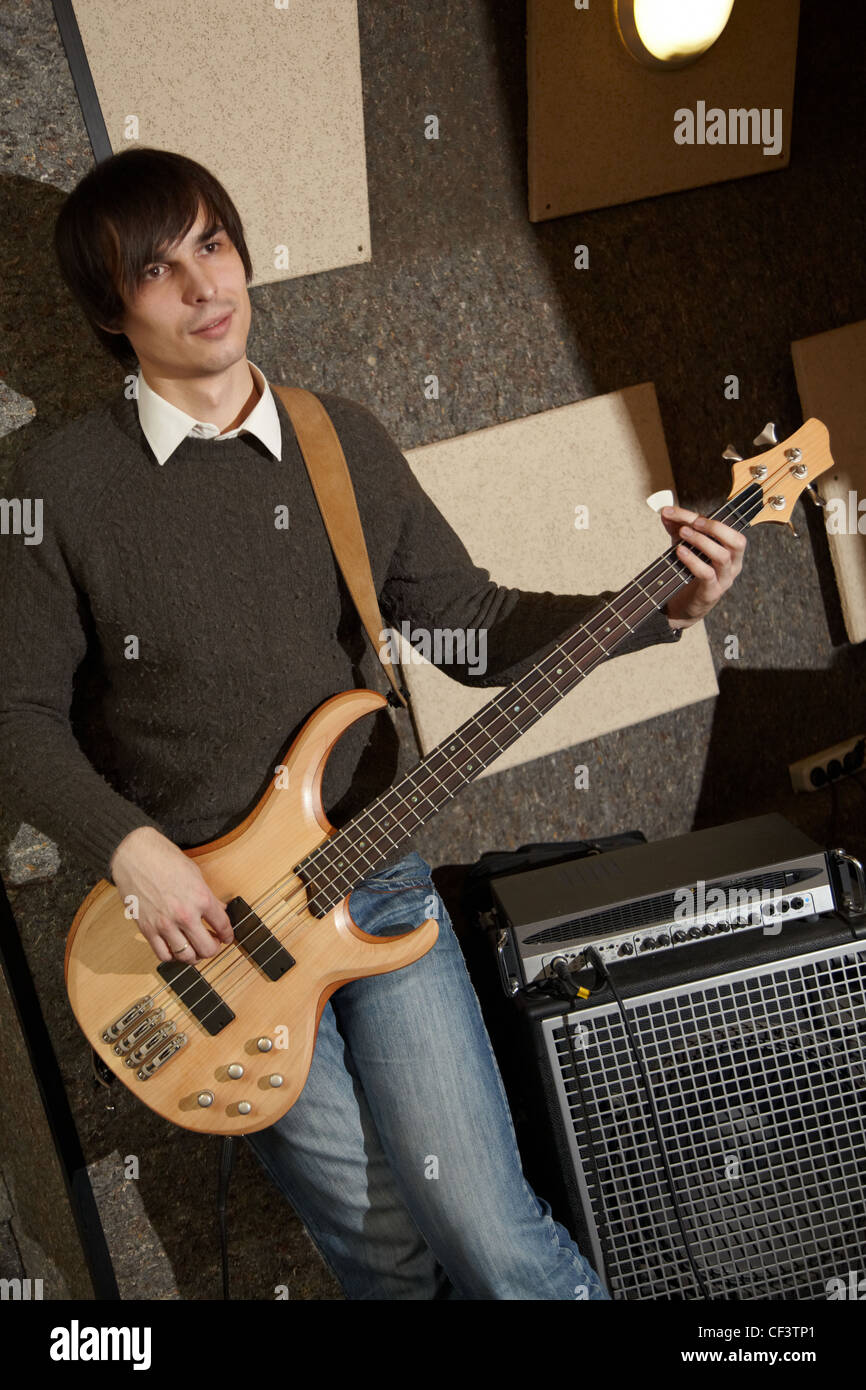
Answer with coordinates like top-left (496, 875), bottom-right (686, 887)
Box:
top-left (156, 961), bottom-right (235, 1035)
top-left (226, 897), bottom-right (296, 980)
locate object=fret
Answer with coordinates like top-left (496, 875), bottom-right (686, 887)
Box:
top-left (297, 483), bottom-right (764, 912)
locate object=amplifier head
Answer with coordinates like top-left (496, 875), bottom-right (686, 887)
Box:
top-left (489, 814), bottom-right (836, 989)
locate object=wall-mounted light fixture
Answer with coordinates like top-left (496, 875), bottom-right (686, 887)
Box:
top-left (615, 0), bottom-right (736, 70)
top-left (528, 0), bottom-right (799, 221)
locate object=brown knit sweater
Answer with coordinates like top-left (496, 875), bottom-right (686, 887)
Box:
top-left (0, 385), bottom-right (679, 884)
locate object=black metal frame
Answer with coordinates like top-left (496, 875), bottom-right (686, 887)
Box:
top-left (0, 873), bottom-right (119, 1299)
top-left (51, 0), bottom-right (112, 163)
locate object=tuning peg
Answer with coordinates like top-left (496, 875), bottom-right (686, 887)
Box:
top-left (753, 422), bottom-right (778, 447)
top-left (722, 444), bottom-right (743, 462)
top-left (805, 483), bottom-right (827, 509)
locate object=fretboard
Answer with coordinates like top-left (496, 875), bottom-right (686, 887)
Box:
top-left (297, 483), bottom-right (763, 914)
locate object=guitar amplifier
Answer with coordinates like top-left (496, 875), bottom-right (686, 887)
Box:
top-left (489, 813), bottom-right (851, 996)
top-left (469, 815), bottom-right (866, 1300)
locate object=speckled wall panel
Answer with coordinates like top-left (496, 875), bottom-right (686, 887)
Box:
top-left (69, 1), bottom-right (371, 283)
top-left (792, 320), bottom-right (866, 645)
top-left (528, 0), bottom-right (799, 219)
top-left (400, 383), bottom-right (718, 774)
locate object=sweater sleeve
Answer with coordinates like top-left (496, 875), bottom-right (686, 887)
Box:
top-left (368, 409), bottom-right (681, 689)
top-left (0, 449), bottom-right (163, 883)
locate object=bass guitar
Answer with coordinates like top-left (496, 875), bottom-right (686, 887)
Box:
top-left (65, 419), bottom-right (833, 1134)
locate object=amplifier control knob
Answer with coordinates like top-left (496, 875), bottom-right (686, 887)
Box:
top-left (688, 927), bottom-right (703, 940)
top-left (716, 920), bottom-right (731, 932)
top-left (639, 938), bottom-right (655, 951)
top-left (617, 942), bottom-right (634, 956)
top-left (672, 931), bottom-right (687, 944)
top-left (703, 923), bottom-right (716, 935)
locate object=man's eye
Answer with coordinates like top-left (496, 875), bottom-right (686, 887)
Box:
top-left (140, 242), bottom-right (221, 280)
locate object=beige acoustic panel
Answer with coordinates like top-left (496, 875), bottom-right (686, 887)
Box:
top-left (792, 321), bottom-right (866, 645)
top-left (398, 383), bottom-right (718, 776)
top-left (528, 0), bottom-right (800, 220)
top-left (70, 1), bottom-right (371, 284)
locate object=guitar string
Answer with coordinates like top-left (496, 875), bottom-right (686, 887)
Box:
top-left (129, 468), bottom-right (772, 1039)
top-left (214, 465), bottom-right (771, 939)
top-left (254, 473), bottom-right (786, 911)
top-left (126, 459), bottom-right (794, 1040)
top-left (234, 479), bottom-right (762, 930)
top-left (129, 473), bottom-right (777, 1051)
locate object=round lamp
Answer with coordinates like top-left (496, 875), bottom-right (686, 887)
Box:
top-left (615, 0), bottom-right (736, 70)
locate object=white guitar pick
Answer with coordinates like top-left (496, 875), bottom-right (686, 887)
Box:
top-left (646, 489), bottom-right (675, 513)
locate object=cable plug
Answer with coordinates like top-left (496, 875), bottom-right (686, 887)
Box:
top-left (550, 955), bottom-right (591, 1001)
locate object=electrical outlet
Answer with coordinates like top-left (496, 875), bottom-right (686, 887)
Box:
top-left (789, 736), bottom-right (866, 793)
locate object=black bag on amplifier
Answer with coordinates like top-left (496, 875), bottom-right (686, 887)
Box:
top-left (461, 831), bottom-right (647, 922)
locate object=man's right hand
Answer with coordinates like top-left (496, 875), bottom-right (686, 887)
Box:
top-left (109, 826), bottom-right (234, 964)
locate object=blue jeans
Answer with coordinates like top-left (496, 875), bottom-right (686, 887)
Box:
top-left (245, 851), bottom-right (610, 1300)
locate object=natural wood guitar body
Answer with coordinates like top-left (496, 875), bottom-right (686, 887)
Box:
top-left (64, 689), bottom-right (439, 1136)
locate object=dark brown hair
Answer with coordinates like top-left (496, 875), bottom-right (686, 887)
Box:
top-left (53, 146), bottom-right (253, 367)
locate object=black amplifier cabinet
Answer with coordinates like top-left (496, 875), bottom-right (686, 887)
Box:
top-left (468, 819), bottom-right (866, 1301)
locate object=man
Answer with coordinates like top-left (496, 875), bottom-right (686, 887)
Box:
top-left (0, 148), bottom-right (745, 1299)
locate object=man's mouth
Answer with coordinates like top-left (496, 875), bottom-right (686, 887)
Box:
top-left (192, 311), bottom-right (232, 335)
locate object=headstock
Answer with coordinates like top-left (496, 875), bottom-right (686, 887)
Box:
top-left (725, 419), bottom-right (834, 529)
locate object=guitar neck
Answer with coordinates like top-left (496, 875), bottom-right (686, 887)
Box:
top-left (297, 482), bottom-right (763, 914)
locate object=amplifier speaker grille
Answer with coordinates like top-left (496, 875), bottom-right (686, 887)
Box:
top-left (548, 942), bottom-right (866, 1299)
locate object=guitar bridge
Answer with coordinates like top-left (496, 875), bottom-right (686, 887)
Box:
top-left (113, 1008), bottom-right (165, 1056)
top-left (136, 1033), bottom-right (187, 1080)
top-left (124, 1021), bottom-right (177, 1068)
top-left (103, 996), bottom-right (154, 1043)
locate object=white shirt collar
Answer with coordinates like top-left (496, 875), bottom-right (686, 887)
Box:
top-left (135, 359), bottom-right (282, 465)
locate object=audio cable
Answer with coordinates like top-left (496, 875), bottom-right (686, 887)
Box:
top-left (580, 946), bottom-right (712, 1300)
top-left (530, 950), bottom-right (713, 1299)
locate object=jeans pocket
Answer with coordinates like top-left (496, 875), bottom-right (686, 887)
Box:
top-left (353, 850), bottom-right (433, 893)
top-left (348, 856), bottom-right (438, 938)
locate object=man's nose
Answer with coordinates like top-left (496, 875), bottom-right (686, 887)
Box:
top-left (182, 265), bottom-right (218, 300)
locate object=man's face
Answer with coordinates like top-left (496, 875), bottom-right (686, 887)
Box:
top-left (108, 202), bottom-right (252, 379)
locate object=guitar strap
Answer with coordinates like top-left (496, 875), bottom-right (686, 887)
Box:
top-left (270, 383), bottom-right (411, 710)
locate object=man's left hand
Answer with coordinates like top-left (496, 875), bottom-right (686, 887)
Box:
top-left (659, 506), bottom-right (747, 630)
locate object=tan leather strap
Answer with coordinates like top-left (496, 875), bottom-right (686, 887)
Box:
top-left (271, 383), bottom-right (409, 709)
